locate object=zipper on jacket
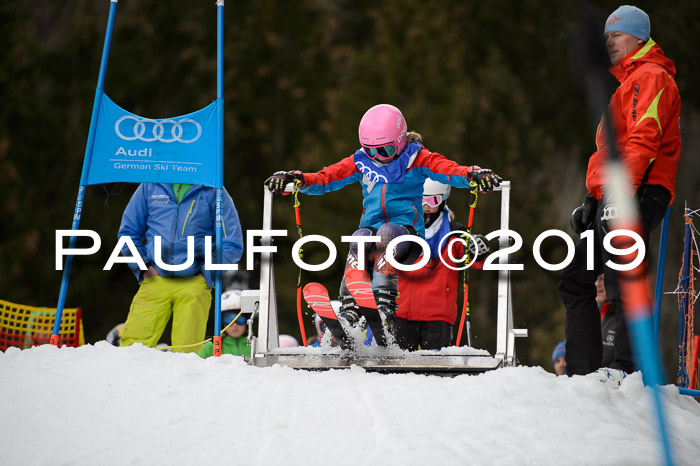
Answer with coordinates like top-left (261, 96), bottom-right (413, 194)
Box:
top-left (411, 203), bottom-right (419, 227)
top-left (381, 184), bottom-right (389, 223)
top-left (172, 198), bottom-right (179, 244)
top-left (181, 199), bottom-right (196, 235)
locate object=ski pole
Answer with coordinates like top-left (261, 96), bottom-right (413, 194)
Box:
top-left (293, 182), bottom-right (308, 346)
top-left (456, 181), bottom-right (479, 347)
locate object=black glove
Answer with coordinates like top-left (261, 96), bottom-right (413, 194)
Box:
top-left (599, 194), bottom-right (620, 236)
top-left (469, 168), bottom-right (502, 192)
top-left (570, 193), bottom-right (598, 235)
top-left (264, 170), bottom-right (304, 194)
top-left (467, 233), bottom-right (490, 262)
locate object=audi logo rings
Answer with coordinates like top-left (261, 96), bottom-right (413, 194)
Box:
top-left (115, 116), bottom-right (202, 144)
top-left (356, 161), bottom-right (389, 183)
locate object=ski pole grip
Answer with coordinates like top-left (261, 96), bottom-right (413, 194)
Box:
top-left (468, 181), bottom-right (478, 208)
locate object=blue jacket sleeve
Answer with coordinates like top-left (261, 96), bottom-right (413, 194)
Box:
top-left (117, 184), bottom-right (150, 281)
top-left (201, 188), bottom-right (244, 286)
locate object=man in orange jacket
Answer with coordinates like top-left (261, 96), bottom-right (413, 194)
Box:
top-left (559, 5), bottom-right (681, 385)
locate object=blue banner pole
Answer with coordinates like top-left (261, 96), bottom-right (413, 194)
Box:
top-left (212, 0), bottom-right (225, 356)
top-left (652, 207), bottom-right (671, 344)
top-left (51, 0), bottom-right (119, 344)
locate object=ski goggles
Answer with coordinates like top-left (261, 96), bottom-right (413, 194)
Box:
top-left (222, 312), bottom-right (249, 326)
top-left (422, 194), bottom-right (444, 208)
top-left (362, 143), bottom-right (397, 161)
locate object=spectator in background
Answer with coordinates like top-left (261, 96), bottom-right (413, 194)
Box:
top-left (596, 274), bottom-right (616, 368)
top-left (198, 288), bottom-right (254, 358)
top-left (552, 341), bottom-right (567, 376)
top-left (118, 183), bottom-right (244, 353)
top-left (395, 174), bottom-right (490, 351)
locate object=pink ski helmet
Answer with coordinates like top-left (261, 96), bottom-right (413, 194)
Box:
top-left (358, 104), bottom-right (408, 161)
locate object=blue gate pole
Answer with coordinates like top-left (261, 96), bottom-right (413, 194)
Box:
top-left (679, 387), bottom-right (700, 397)
top-left (52, 0), bottom-right (119, 344)
top-left (652, 207), bottom-right (671, 344)
top-left (212, 0), bottom-right (225, 356)
top-left (628, 314), bottom-right (674, 465)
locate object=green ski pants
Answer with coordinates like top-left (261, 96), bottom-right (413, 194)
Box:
top-left (120, 275), bottom-right (211, 353)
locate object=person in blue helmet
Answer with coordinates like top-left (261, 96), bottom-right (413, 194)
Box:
top-left (552, 341), bottom-right (566, 376)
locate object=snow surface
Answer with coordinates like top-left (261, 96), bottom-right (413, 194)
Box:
top-left (1, 343), bottom-right (700, 466)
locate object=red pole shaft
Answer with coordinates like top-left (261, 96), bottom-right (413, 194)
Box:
top-left (456, 183), bottom-right (478, 347)
top-left (455, 283), bottom-right (469, 346)
top-left (295, 204), bottom-right (308, 346)
top-left (689, 335), bottom-right (700, 389)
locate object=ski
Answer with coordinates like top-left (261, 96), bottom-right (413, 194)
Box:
top-left (344, 268), bottom-right (390, 347)
top-left (302, 283), bottom-right (353, 350)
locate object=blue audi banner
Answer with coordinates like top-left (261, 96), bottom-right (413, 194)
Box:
top-left (86, 94), bottom-right (219, 187)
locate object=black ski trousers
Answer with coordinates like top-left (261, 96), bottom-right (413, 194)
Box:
top-left (559, 184), bottom-right (669, 376)
top-left (394, 317), bottom-right (453, 351)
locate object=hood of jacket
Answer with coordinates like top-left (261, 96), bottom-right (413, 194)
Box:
top-left (610, 39), bottom-right (676, 83)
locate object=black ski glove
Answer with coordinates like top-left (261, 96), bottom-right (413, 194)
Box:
top-left (599, 194), bottom-right (620, 236)
top-left (264, 170), bottom-right (304, 194)
top-left (469, 168), bottom-right (502, 192)
top-left (570, 193), bottom-right (598, 235)
top-left (467, 233), bottom-right (490, 262)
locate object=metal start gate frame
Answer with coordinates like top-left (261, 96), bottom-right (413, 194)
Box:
top-left (247, 181), bottom-right (527, 374)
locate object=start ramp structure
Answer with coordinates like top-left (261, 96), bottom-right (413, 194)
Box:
top-left (246, 180), bottom-right (527, 374)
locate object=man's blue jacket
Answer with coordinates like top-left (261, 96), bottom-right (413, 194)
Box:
top-left (118, 183), bottom-right (244, 288)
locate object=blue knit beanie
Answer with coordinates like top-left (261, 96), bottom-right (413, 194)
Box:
top-left (604, 5), bottom-right (650, 42)
top-left (552, 341), bottom-right (566, 365)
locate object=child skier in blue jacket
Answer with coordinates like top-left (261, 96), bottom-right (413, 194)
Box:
top-left (265, 104), bottom-right (500, 329)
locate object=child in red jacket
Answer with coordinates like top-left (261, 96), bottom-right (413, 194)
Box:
top-left (395, 177), bottom-right (489, 350)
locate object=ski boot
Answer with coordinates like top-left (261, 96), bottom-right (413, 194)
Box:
top-left (338, 295), bottom-right (361, 328)
top-left (586, 368), bottom-right (628, 389)
top-left (374, 289), bottom-right (398, 334)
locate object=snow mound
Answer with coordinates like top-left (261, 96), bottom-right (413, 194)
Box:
top-left (1, 343), bottom-right (699, 465)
